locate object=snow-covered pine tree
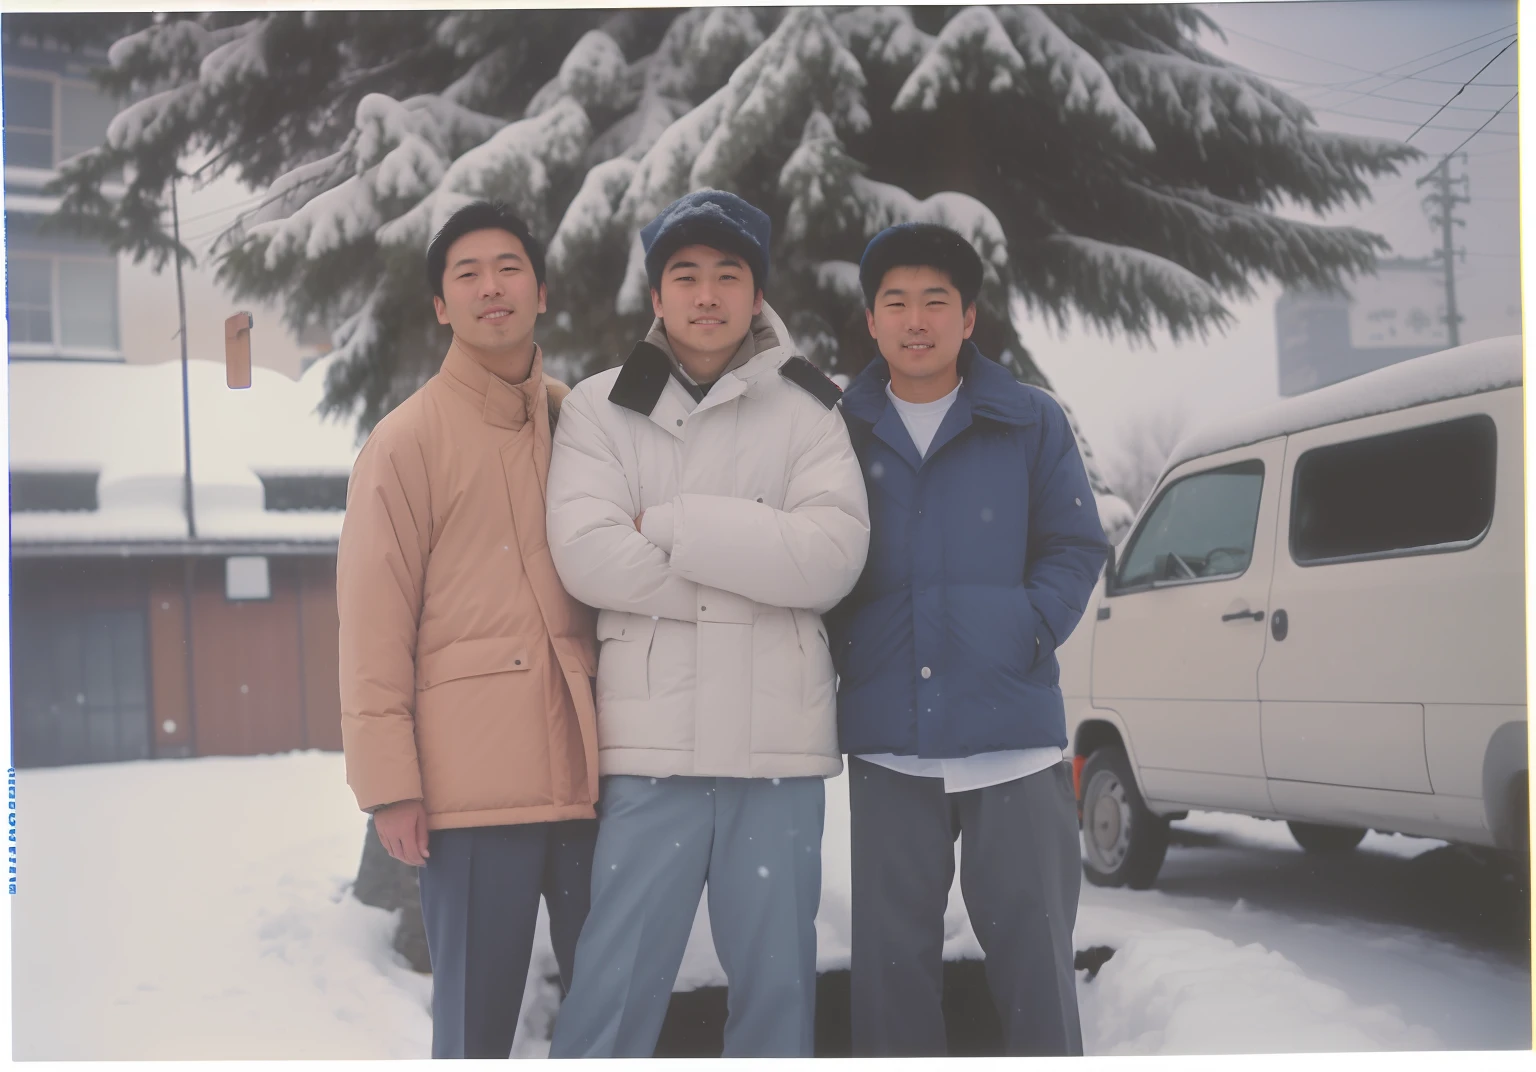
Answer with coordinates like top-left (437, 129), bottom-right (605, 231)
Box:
top-left (49, 5), bottom-right (1420, 521)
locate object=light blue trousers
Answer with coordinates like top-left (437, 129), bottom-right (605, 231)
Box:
top-left (548, 774), bottom-right (825, 1058)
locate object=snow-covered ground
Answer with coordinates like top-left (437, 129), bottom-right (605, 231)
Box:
top-left (11, 752), bottom-right (1529, 1059)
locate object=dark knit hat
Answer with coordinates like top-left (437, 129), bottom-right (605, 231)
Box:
top-left (858, 223), bottom-right (984, 309)
top-left (641, 189), bottom-right (771, 293)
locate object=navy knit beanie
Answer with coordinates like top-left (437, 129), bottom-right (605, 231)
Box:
top-left (858, 223), bottom-right (984, 309)
top-left (641, 189), bottom-right (771, 293)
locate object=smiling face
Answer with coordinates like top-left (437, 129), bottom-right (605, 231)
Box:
top-left (865, 263), bottom-right (976, 401)
top-left (651, 243), bottom-right (763, 383)
top-left (433, 227), bottom-right (546, 360)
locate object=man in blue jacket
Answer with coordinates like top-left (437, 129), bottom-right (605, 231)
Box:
top-left (828, 223), bottom-right (1109, 1057)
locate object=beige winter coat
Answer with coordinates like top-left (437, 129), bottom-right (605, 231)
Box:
top-left (338, 344), bottom-right (599, 830)
top-left (545, 304), bottom-right (870, 780)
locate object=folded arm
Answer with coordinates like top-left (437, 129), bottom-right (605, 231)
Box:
top-left (546, 386), bottom-right (701, 622)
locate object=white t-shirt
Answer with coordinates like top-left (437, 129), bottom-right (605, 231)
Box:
top-left (856, 379), bottom-right (1064, 793)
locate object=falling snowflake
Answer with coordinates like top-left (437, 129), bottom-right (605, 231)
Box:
top-left (757, 865), bottom-right (770, 878)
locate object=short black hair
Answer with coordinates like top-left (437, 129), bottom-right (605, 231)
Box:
top-left (426, 200), bottom-right (547, 298)
top-left (859, 223), bottom-right (983, 310)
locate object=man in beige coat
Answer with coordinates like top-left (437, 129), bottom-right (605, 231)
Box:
top-left (337, 201), bottom-right (599, 1059)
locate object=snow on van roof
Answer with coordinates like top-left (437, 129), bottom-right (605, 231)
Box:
top-left (9, 355), bottom-right (361, 547)
top-left (1162, 335), bottom-right (1523, 474)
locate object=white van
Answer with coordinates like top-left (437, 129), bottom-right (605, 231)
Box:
top-left (1062, 336), bottom-right (1528, 888)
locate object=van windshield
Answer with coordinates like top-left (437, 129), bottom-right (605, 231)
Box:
top-left (1118, 461), bottom-right (1265, 590)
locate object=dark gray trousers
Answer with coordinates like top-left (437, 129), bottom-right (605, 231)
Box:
top-left (417, 820), bottom-right (597, 1059)
top-left (848, 756), bottom-right (1083, 1056)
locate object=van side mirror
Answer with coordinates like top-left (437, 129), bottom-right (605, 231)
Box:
top-left (1103, 545), bottom-right (1117, 595)
top-left (225, 311), bottom-right (254, 389)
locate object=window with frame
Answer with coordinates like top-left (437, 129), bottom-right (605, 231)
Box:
top-left (6, 254), bottom-right (120, 353)
top-left (1290, 414), bottom-right (1497, 565)
top-left (7, 254), bottom-right (54, 344)
top-left (4, 72), bottom-right (118, 171)
top-left (58, 80), bottom-right (117, 164)
top-left (259, 474), bottom-right (350, 512)
top-left (1116, 460), bottom-right (1266, 591)
top-left (3, 72), bottom-right (54, 168)
top-left (10, 471), bottom-right (99, 512)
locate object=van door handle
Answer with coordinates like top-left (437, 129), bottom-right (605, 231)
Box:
top-left (1221, 609), bottom-right (1265, 622)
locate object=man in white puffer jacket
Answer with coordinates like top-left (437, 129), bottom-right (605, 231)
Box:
top-left (545, 190), bottom-right (870, 1057)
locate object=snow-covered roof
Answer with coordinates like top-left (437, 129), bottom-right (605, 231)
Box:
top-left (1163, 335), bottom-right (1523, 474)
top-left (9, 355), bottom-right (361, 548)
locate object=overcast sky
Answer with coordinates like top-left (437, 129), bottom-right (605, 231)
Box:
top-left (1030, 0), bottom-right (1520, 468)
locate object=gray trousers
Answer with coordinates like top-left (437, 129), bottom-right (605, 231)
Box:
top-left (849, 756), bottom-right (1083, 1056)
top-left (548, 774), bottom-right (825, 1058)
top-left (417, 820), bottom-right (597, 1059)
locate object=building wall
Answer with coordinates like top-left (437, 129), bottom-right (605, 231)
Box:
top-left (3, 37), bottom-right (314, 378)
top-left (11, 553), bottom-right (342, 768)
top-left (1274, 292), bottom-right (1438, 397)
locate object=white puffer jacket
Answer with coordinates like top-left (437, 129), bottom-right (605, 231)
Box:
top-left (546, 304), bottom-right (870, 779)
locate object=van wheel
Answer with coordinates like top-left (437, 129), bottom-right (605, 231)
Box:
top-left (1288, 821), bottom-right (1367, 855)
top-left (1080, 744), bottom-right (1169, 889)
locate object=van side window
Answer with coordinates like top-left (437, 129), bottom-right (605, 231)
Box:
top-left (1116, 460), bottom-right (1265, 592)
top-left (1290, 414), bottom-right (1497, 565)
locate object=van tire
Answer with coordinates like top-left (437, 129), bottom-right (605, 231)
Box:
top-left (1079, 744), bottom-right (1169, 889)
top-left (1288, 821), bottom-right (1367, 855)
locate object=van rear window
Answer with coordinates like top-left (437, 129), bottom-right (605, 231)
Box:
top-left (1290, 414), bottom-right (1496, 565)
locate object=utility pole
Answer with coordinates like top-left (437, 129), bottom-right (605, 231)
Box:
top-left (170, 176), bottom-right (196, 539)
top-left (1416, 153), bottom-right (1469, 347)
top-left (170, 174), bottom-right (199, 760)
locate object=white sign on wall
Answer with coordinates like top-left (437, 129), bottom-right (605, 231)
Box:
top-left (226, 556), bottom-right (271, 601)
top-left (1347, 265), bottom-right (1449, 350)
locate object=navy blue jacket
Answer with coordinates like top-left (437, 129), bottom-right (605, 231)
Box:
top-left (827, 344), bottom-right (1110, 757)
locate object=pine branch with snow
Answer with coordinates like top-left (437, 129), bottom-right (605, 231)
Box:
top-left (48, 4), bottom-right (1421, 473)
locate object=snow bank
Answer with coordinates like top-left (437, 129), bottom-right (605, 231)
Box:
top-left (1083, 928), bottom-right (1440, 1054)
top-left (12, 752), bottom-right (1522, 1057)
top-left (1163, 335), bottom-right (1522, 472)
top-left (12, 753), bottom-right (432, 1059)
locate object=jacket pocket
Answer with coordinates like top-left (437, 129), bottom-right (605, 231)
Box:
top-left (791, 608), bottom-right (837, 731)
top-left (417, 638), bottom-right (534, 690)
top-left (595, 610), bottom-right (658, 702)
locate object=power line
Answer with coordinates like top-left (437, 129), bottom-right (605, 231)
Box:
top-left (1263, 69), bottom-right (1516, 91)
top-left (1436, 91), bottom-right (1520, 163)
top-left (1220, 21), bottom-right (1515, 83)
top-left (1308, 104), bottom-right (1518, 136)
top-left (1318, 34), bottom-right (1517, 112)
top-left (1404, 39), bottom-right (1517, 142)
top-left (175, 189), bottom-right (269, 227)
top-left (1329, 89), bottom-right (1511, 115)
top-left (1237, 26), bottom-right (1517, 100)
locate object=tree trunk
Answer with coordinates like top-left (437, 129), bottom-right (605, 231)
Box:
top-left (353, 817), bottom-right (432, 974)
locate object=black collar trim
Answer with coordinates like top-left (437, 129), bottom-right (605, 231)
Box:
top-left (608, 341), bottom-right (673, 416)
top-left (779, 355), bottom-right (842, 410)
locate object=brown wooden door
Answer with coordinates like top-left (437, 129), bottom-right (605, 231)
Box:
top-left (298, 556), bottom-right (342, 752)
top-left (189, 557), bottom-right (306, 757)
